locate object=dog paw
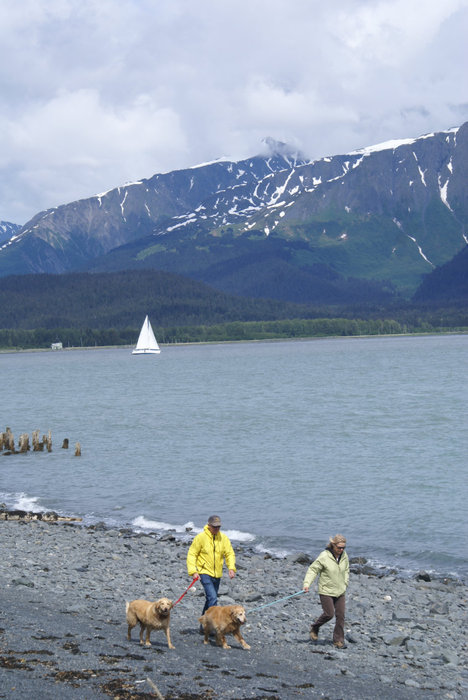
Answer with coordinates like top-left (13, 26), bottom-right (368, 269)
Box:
top-left (242, 643), bottom-right (251, 650)
top-left (203, 640), bottom-right (209, 645)
top-left (168, 644), bottom-right (175, 649)
top-left (222, 644), bottom-right (231, 649)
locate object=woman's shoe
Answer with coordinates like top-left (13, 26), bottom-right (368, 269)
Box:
top-left (309, 626), bottom-right (319, 641)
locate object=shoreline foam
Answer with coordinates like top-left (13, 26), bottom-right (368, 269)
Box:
top-left (1, 502), bottom-right (466, 585)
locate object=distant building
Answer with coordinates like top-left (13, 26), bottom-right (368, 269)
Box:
top-left (51, 342), bottom-right (63, 350)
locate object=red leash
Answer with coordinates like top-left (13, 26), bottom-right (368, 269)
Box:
top-left (173, 574), bottom-right (199, 606)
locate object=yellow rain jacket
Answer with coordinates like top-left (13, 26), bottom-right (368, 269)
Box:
top-left (187, 525), bottom-right (236, 578)
top-left (303, 548), bottom-right (349, 597)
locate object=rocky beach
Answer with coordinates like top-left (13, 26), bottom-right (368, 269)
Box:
top-left (0, 514), bottom-right (466, 699)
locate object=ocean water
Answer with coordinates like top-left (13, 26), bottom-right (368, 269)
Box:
top-left (1, 334), bottom-right (467, 581)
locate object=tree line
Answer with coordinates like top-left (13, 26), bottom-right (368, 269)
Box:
top-left (1, 316), bottom-right (466, 351)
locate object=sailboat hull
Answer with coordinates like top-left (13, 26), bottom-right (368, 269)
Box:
top-left (132, 348), bottom-right (161, 354)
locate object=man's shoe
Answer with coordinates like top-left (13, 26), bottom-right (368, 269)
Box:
top-left (309, 626), bottom-right (319, 641)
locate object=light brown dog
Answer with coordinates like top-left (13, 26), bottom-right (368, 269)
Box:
top-left (126, 598), bottom-right (175, 649)
top-left (199, 604), bottom-right (250, 650)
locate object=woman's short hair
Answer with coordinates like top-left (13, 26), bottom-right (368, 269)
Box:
top-left (329, 534), bottom-right (346, 546)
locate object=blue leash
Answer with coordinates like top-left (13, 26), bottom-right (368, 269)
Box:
top-left (247, 589), bottom-right (305, 614)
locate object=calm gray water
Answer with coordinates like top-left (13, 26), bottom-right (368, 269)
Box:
top-left (1, 335), bottom-right (467, 580)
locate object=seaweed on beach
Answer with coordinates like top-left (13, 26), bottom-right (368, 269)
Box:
top-left (101, 677), bottom-right (218, 699)
top-left (53, 668), bottom-right (101, 683)
top-left (0, 654), bottom-right (34, 670)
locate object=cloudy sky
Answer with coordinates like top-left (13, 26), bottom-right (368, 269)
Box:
top-left (1, 0), bottom-right (467, 224)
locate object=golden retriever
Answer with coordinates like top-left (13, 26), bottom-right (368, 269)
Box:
top-left (126, 598), bottom-right (175, 649)
top-left (199, 604), bottom-right (250, 650)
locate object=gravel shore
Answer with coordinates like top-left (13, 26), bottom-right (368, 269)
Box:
top-left (0, 517), bottom-right (466, 699)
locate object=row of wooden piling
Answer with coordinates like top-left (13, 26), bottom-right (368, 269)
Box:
top-left (1, 427), bottom-right (81, 456)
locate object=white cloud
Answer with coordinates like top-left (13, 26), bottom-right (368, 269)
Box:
top-left (0, 0), bottom-right (467, 223)
top-left (337, 0), bottom-right (466, 62)
top-left (6, 90), bottom-right (186, 169)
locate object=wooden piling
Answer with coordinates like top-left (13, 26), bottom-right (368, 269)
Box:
top-left (32, 430), bottom-right (41, 451)
top-left (5, 428), bottom-right (15, 452)
top-left (18, 433), bottom-right (30, 453)
top-left (43, 430), bottom-right (52, 452)
top-left (2, 426), bottom-right (80, 459)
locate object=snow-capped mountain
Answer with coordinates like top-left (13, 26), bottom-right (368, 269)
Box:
top-left (0, 146), bottom-right (310, 272)
top-left (0, 124), bottom-right (466, 302)
top-left (0, 221), bottom-right (21, 246)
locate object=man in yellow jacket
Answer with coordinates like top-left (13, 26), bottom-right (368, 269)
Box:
top-left (187, 515), bottom-right (236, 614)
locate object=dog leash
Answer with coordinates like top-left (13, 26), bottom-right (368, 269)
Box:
top-left (173, 574), bottom-right (200, 606)
top-left (246, 589), bottom-right (305, 614)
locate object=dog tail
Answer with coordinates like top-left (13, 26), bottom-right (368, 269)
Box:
top-left (198, 615), bottom-right (204, 624)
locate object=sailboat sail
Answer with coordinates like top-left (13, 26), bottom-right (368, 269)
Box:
top-left (132, 315), bottom-right (161, 354)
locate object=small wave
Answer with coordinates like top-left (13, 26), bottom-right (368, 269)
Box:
top-left (131, 517), bottom-right (255, 543)
top-left (361, 555), bottom-right (464, 582)
top-left (0, 491), bottom-right (46, 513)
top-left (254, 543), bottom-right (291, 559)
top-left (132, 516), bottom-right (198, 534)
top-left (223, 529), bottom-right (255, 543)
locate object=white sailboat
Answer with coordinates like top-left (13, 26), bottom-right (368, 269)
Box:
top-left (132, 315), bottom-right (161, 354)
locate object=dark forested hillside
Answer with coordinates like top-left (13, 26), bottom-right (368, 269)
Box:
top-left (412, 244), bottom-right (468, 303)
top-left (0, 269), bottom-right (328, 331)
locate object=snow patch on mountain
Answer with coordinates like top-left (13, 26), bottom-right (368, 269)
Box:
top-left (0, 220), bottom-right (27, 248)
top-left (350, 127), bottom-right (458, 157)
top-left (439, 175), bottom-right (453, 212)
top-left (406, 235), bottom-right (434, 266)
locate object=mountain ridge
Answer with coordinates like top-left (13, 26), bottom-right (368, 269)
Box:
top-left (1, 123), bottom-right (467, 304)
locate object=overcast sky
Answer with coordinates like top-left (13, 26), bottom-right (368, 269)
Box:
top-left (1, 0), bottom-right (467, 224)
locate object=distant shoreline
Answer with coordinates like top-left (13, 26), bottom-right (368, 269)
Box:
top-left (1, 329), bottom-right (466, 354)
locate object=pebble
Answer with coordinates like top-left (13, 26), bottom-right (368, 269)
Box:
top-left (0, 518), bottom-right (466, 700)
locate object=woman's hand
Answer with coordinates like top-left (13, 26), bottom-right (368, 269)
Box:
top-left (303, 586), bottom-right (309, 593)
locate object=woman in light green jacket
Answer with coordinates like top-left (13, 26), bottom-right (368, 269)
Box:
top-left (303, 534), bottom-right (349, 648)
